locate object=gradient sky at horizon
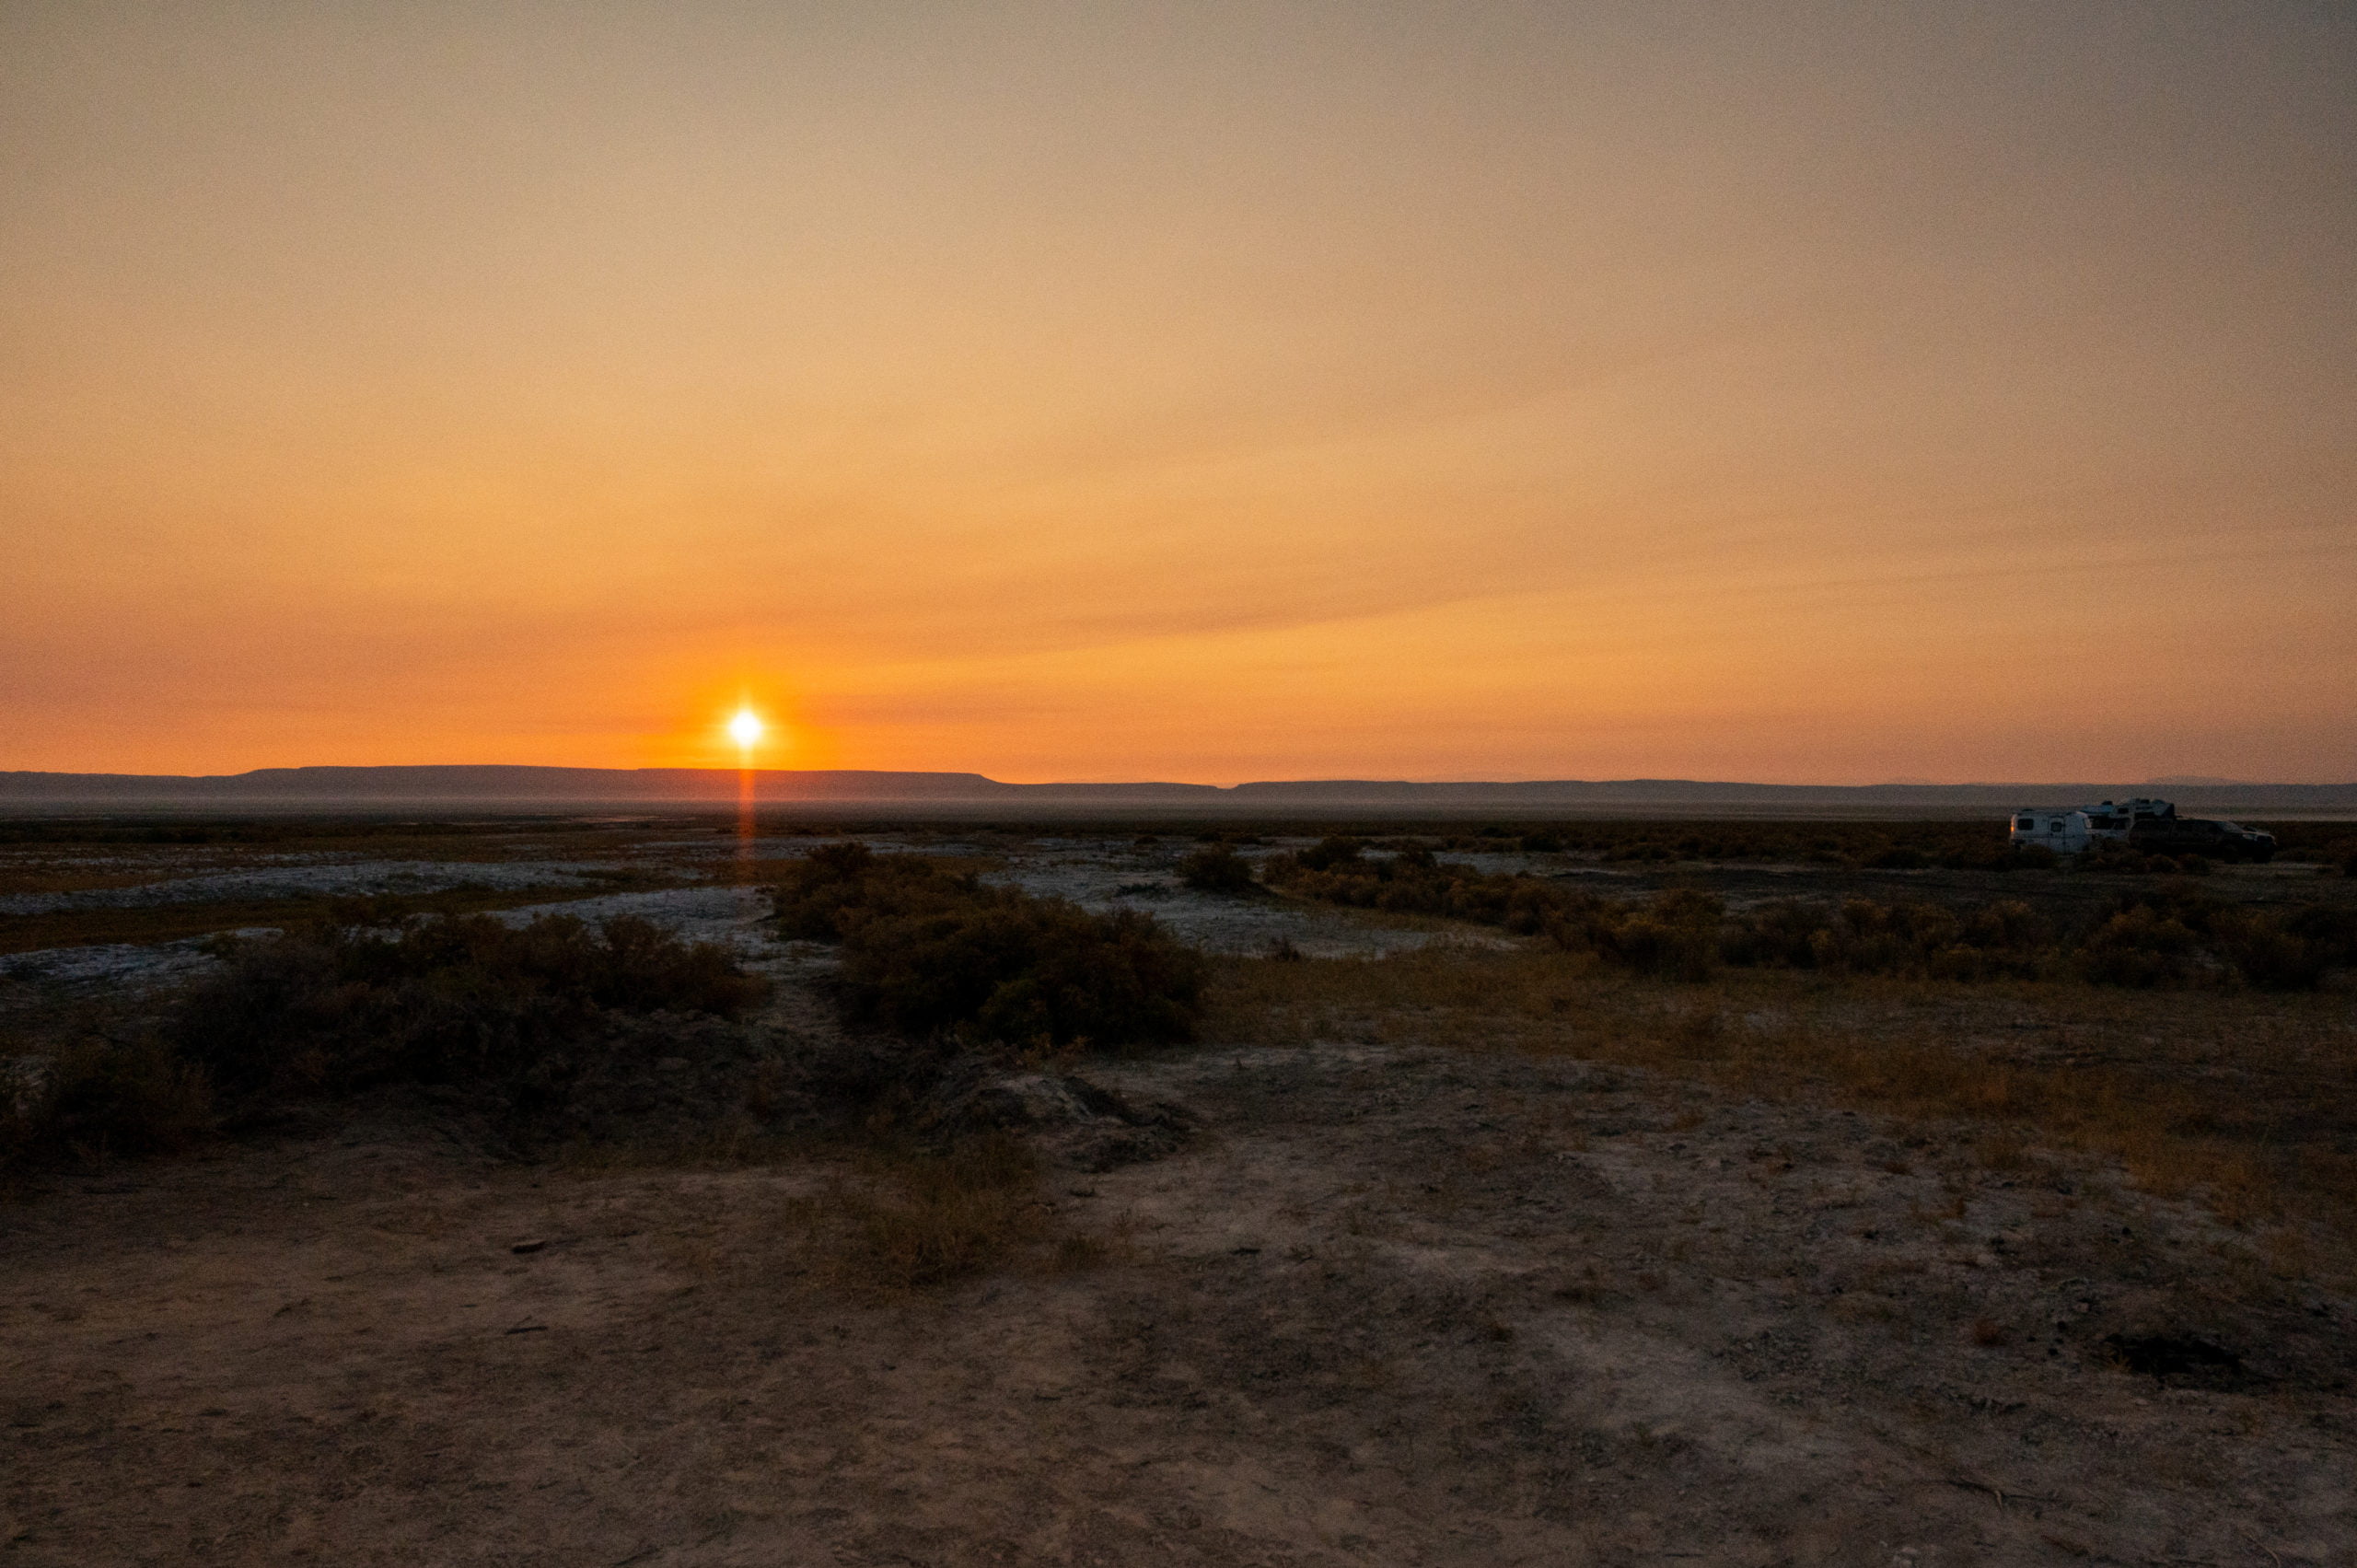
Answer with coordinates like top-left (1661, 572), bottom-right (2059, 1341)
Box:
top-left (4, 1), bottom-right (2351, 783)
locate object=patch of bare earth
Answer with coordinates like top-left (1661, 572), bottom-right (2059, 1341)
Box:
top-left (7, 1016), bottom-right (2354, 1565)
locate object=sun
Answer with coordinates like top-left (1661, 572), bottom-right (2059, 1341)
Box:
top-left (726, 707), bottom-right (765, 750)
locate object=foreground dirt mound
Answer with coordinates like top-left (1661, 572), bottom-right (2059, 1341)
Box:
top-left (911, 1057), bottom-right (1199, 1170)
top-left (496, 1010), bottom-right (811, 1148)
top-left (493, 1003), bottom-right (1202, 1174)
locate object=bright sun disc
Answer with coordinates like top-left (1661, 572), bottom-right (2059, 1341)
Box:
top-left (727, 709), bottom-right (764, 749)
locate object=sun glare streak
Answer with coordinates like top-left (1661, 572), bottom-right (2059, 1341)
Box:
top-left (727, 704), bottom-right (766, 879)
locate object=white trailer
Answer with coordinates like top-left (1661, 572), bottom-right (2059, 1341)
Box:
top-left (2008, 800), bottom-right (2142, 854)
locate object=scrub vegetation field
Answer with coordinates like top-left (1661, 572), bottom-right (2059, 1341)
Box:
top-left (5, 813), bottom-right (2356, 1565)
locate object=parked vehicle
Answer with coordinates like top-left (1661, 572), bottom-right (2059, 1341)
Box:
top-left (2007, 797), bottom-right (2275, 862)
top-left (2129, 812), bottom-right (2276, 863)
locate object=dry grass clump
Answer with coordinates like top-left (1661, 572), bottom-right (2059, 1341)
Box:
top-left (1261, 849), bottom-right (2353, 992)
top-left (1203, 946), bottom-right (2357, 1239)
top-left (662, 1129), bottom-right (1127, 1298)
top-left (807, 1132), bottom-right (1051, 1294)
top-left (767, 842), bottom-right (1204, 1048)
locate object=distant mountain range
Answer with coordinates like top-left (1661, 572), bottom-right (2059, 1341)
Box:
top-left (5, 766), bottom-right (2354, 816)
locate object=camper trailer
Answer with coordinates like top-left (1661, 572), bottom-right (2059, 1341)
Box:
top-left (2008, 806), bottom-right (2129, 855)
top-left (2007, 797), bottom-right (2275, 861)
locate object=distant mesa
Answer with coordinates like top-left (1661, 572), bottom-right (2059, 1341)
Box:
top-left (2144, 776), bottom-right (2243, 787)
top-left (2, 765), bottom-right (2352, 817)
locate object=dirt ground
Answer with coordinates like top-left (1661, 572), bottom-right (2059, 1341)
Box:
top-left (5, 826), bottom-right (2355, 1565)
top-left (6, 1033), bottom-right (2353, 1565)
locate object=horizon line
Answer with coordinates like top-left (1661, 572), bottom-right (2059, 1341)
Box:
top-left (6, 764), bottom-right (2354, 793)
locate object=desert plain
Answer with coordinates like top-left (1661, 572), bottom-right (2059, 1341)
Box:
top-left (4, 815), bottom-right (2354, 1566)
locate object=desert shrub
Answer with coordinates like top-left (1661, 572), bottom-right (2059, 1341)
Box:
top-left (768, 842), bottom-right (975, 940)
top-left (1294, 836), bottom-right (1367, 873)
top-left (1949, 900), bottom-right (2044, 971)
top-left (2206, 904), bottom-right (2354, 992)
top-left (1261, 843), bottom-right (1575, 935)
top-left (1257, 835), bottom-right (2349, 991)
top-left (766, 846), bottom-right (1204, 1048)
top-left (2281, 904), bottom-right (2357, 964)
top-left (1576, 889), bottom-right (1723, 980)
top-left (841, 900), bottom-right (1202, 1047)
top-left (2212, 921), bottom-right (2330, 992)
top-left (2, 1033), bottom-right (214, 1180)
top-left (2061, 882), bottom-right (2347, 991)
top-left (169, 912), bottom-right (765, 1097)
top-left (1177, 844), bottom-right (1257, 894)
top-left (2076, 906), bottom-right (2204, 988)
top-left (1714, 899), bottom-right (1834, 968)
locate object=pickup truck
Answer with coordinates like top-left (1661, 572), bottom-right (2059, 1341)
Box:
top-left (2128, 816), bottom-right (2277, 863)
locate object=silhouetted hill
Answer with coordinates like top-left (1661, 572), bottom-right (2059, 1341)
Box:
top-left (4, 766), bottom-right (2352, 817)
top-left (0, 766), bottom-right (1215, 804)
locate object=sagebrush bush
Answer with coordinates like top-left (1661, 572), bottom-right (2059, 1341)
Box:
top-left (2, 1032), bottom-right (214, 1180)
top-left (1260, 846), bottom-right (2348, 992)
top-left (2077, 906), bottom-right (2205, 987)
top-left (2072, 885), bottom-right (2353, 992)
top-left (1260, 844), bottom-right (1572, 935)
top-left (766, 843), bottom-right (1204, 1048)
top-left (169, 912), bottom-right (765, 1096)
top-left (1177, 845), bottom-right (1257, 894)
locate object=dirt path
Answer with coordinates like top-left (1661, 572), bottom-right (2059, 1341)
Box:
top-left (6, 1043), bottom-right (2352, 1565)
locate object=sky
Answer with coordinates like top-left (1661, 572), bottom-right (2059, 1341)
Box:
top-left (3, 0), bottom-right (2351, 784)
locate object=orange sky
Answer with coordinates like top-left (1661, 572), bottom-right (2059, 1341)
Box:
top-left (4, 3), bottom-right (2351, 783)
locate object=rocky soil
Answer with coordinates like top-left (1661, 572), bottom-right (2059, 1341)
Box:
top-left (6, 1024), bottom-right (2351, 1565)
top-left (5, 828), bottom-right (2353, 1564)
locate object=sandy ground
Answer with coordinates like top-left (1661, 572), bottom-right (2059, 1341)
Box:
top-left (0, 936), bottom-right (266, 997)
top-left (0, 835), bottom-right (1458, 1002)
top-left (0, 860), bottom-right (629, 917)
top-left (7, 834), bottom-right (2354, 1564)
top-left (983, 840), bottom-right (1503, 958)
top-left (6, 1021), bottom-right (2352, 1566)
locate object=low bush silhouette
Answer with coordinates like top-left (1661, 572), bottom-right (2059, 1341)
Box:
top-left (2062, 883), bottom-right (2353, 992)
top-left (170, 911), bottom-right (765, 1097)
top-left (2, 1030), bottom-right (213, 1181)
top-left (1177, 844), bottom-right (1257, 894)
top-left (766, 843), bottom-right (1204, 1048)
top-left (1261, 846), bottom-right (2347, 991)
top-left (5, 911), bottom-right (765, 1179)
